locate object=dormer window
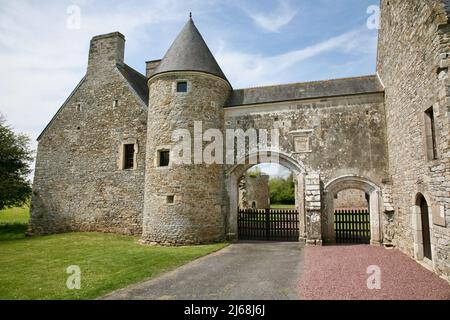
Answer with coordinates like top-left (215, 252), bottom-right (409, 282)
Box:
top-left (176, 81), bottom-right (188, 93)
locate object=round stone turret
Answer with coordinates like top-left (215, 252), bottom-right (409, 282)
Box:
top-left (141, 18), bottom-right (232, 245)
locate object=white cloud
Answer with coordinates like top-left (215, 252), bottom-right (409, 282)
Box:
top-left (245, 0), bottom-right (297, 33)
top-left (0, 0), bottom-right (377, 178)
top-left (216, 27), bottom-right (374, 88)
top-left (0, 0), bottom-right (204, 145)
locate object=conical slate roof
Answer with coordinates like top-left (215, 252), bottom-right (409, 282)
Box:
top-left (152, 18), bottom-right (228, 82)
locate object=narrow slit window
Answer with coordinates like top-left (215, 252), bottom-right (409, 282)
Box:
top-left (176, 81), bottom-right (188, 93)
top-left (424, 107), bottom-right (437, 160)
top-left (113, 100), bottom-right (119, 108)
top-left (159, 150), bottom-right (170, 167)
top-left (123, 144), bottom-right (135, 170)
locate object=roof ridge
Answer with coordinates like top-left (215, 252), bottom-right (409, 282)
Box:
top-left (116, 63), bottom-right (149, 106)
top-left (234, 75), bottom-right (379, 91)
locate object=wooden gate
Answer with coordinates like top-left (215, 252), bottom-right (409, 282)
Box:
top-left (334, 209), bottom-right (370, 244)
top-left (238, 208), bottom-right (299, 242)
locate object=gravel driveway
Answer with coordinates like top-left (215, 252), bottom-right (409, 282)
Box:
top-left (102, 242), bottom-right (449, 300)
top-left (299, 245), bottom-right (450, 300)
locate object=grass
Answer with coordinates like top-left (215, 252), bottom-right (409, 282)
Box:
top-left (270, 204), bottom-right (295, 209)
top-left (0, 206), bottom-right (30, 241)
top-left (0, 207), bottom-right (228, 300)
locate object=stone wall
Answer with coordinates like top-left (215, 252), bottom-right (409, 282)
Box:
top-left (239, 175), bottom-right (270, 209)
top-left (224, 93), bottom-right (389, 244)
top-left (334, 189), bottom-right (368, 209)
top-left (224, 93), bottom-right (389, 186)
top-left (141, 72), bottom-right (231, 245)
top-left (377, 0), bottom-right (450, 279)
top-left (29, 33), bottom-right (147, 235)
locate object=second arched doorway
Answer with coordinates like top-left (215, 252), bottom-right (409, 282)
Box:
top-left (324, 175), bottom-right (382, 245)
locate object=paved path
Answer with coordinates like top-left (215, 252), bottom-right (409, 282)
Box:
top-left (103, 242), bottom-right (304, 300)
top-left (299, 245), bottom-right (450, 300)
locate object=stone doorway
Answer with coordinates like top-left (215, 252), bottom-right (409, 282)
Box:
top-left (414, 193), bottom-right (433, 261)
top-left (420, 196), bottom-right (432, 260)
top-left (323, 176), bottom-right (382, 245)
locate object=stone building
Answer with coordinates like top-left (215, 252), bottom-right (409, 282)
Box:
top-left (29, 1), bottom-right (449, 280)
top-left (333, 189), bottom-right (369, 209)
top-left (239, 175), bottom-right (270, 210)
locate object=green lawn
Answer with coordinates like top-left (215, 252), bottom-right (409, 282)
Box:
top-left (0, 207), bottom-right (228, 300)
top-left (0, 206), bottom-right (30, 241)
top-left (270, 204), bottom-right (295, 209)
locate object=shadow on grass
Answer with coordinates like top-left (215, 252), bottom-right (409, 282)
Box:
top-left (0, 223), bottom-right (28, 241)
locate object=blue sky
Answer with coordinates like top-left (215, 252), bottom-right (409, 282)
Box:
top-left (0, 0), bottom-right (380, 176)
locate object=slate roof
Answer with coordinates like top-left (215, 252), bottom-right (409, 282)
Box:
top-left (151, 18), bottom-right (229, 83)
top-left (117, 63), bottom-right (149, 105)
top-left (225, 75), bottom-right (384, 107)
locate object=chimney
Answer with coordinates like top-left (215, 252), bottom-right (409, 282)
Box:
top-left (146, 59), bottom-right (161, 77)
top-left (87, 32), bottom-right (125, 73)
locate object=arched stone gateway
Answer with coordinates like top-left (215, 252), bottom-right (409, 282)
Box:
top-left (323, 176), bottom-right (382, 245)
top-left (225, 150), bottom-right (313, 243)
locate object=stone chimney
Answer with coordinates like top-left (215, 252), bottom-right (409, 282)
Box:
top-left (87, 32), bottom-right (125, 74)
top-left (145, 59), bottom-right (161, 77)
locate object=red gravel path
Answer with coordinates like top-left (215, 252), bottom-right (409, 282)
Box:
top-left (299, 245), bottom-right (450, 300)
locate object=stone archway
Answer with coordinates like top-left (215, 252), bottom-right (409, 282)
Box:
top-left (324, 175), bottom-right (382, 245)
top-left (225, 151), bottom-right (307, 242)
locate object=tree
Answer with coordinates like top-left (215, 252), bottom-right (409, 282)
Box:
top-left (269, 173), bottom-right (295, 205)
top-left (0, 115), bottom-right (33, 210)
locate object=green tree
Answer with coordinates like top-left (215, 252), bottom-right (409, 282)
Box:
top-left (0, 115), bottom-right (33, 210)
top-left (269, 173), bottom-right (295, 205)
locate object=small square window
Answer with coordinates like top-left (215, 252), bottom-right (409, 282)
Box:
top-left (176, 81), bottom-right (188, 93)
top-left (158, 150), bottom-right (170, 167)
top-left (167, 195), bottom-right (174, 204)
top-left (123, 144), bottom-right (135, 170)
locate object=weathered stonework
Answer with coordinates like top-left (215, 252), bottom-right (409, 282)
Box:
top-left (141, 73), bottom-right (231, 245)
top-left (29, 33), bottom-right (147, 235)
top-left (239, 175), bottom-right (270, 209)
top-left (29, 6), bottom-right (449, 280)
top-left (377, 0), bottom-right (450, 280)
top-left (334, 189), bottom-right (368, 209)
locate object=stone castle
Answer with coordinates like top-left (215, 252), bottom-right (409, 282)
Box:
top-left (29, 0), bottom-right (449, 280)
